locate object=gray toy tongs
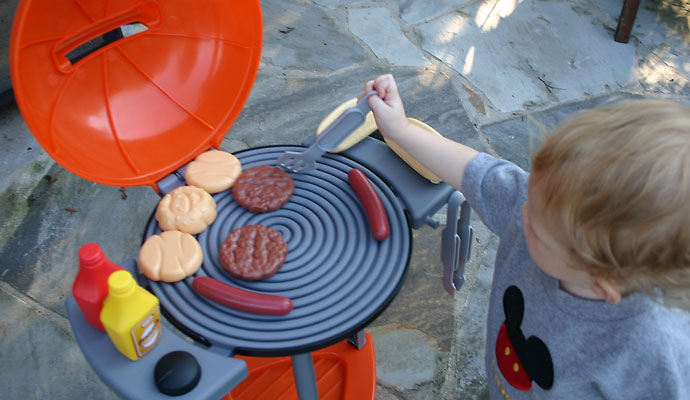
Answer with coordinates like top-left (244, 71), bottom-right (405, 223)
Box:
top-left (441, 191), bottom-right (473, 294)
top-left (277, 91), bottom-right (378, 174)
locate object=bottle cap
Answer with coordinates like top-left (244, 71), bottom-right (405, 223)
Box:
top-left (108, 270), bottom-right (135, 295)
top-left (78, 243), bottom-right (104, 268)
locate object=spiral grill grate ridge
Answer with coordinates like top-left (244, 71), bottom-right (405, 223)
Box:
top-left (144, 146), bottom-right (411, 356)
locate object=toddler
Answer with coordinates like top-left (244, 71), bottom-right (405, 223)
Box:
top-left (362, 74), bottom-right (690, 399)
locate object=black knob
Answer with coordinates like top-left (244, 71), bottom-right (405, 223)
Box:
top-left (154, 351), bottom-right (201, 396)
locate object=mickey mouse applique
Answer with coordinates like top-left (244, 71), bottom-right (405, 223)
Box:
top-left (496, 285), bottom-right (554, 391)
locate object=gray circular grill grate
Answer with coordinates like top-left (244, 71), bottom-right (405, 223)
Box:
top-left (144, 146), bottom-right (411, 356)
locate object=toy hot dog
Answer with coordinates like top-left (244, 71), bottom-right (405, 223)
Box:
top-left (192, 276), bottom-right (293, 316)
top-left (348, 168), bottom-right (390, 241)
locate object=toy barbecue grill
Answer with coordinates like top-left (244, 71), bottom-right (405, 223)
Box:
top-left (10, 0), bottom-right (472, 399)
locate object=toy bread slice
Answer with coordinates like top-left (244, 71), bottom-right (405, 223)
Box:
top-left (155, 185), bottom-right (217, 234)
top-left (316, 98), bottom-right (377, 153)
top-left (139, 230), bottom-right (203, 282)
top-left (184, 150), bottom-right (242, 194)
top-left (384, 118), bottom-right (443, 183)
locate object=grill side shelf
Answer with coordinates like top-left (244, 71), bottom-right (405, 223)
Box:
top-left (66, 259), bottom-right (247, 399)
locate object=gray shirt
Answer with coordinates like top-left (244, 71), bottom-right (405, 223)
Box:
top-left (463, 153), bottom-right (690, 399)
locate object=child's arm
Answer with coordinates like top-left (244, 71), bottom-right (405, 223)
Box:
top-left (361, 74), bottom-right (479, 192)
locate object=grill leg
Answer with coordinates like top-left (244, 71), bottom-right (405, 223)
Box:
top-left (292, 353), bottom-right (319, 399)
top-left (348, 329), bottom-right (367, 349)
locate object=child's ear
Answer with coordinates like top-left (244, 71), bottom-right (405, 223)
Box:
top-left (590, 275), bottom-right (622, 304)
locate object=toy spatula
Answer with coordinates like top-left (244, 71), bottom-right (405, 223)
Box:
top-left (277, 91), bottom-right (378, 174)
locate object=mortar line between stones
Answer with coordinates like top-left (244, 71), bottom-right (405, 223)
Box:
top-left (0, 280), bottom-right (73, 337)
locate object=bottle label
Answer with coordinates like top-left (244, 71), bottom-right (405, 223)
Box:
top-left (130, 305), bottom-right (162, 357)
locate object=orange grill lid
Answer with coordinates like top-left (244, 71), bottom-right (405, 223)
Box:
top-left (10, 0), bottom-right (262, 189)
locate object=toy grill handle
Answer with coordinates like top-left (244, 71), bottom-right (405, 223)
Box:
top-left (52, 1), bottom-right (162, 73)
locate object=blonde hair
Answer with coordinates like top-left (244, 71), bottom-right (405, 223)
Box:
top-left (531, 99), bottom-right (690, 309)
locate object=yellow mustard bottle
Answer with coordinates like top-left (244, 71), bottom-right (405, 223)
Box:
top-left (100, 270), bottom-right (162, 361)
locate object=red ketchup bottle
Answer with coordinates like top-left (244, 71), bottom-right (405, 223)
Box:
top-left (72, 243), bottom-right (125, 331)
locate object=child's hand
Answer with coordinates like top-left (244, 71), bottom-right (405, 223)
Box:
top-left (358, 74), bottom-right (479, 192)
top-left (359, 74), bottom-right (409, 140)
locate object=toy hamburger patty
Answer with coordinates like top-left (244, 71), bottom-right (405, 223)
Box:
top-left (232, 165), bottom-right (294, 213)
top-left (219, 225), bottom-right (288, 280)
